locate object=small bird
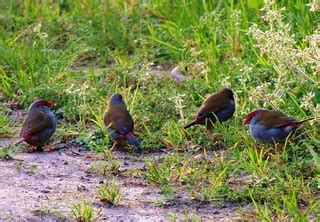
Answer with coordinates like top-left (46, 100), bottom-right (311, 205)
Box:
top-left (103, 93), bottom-right (140, 151)
top-left (184, 88), bottom-right (235, 130)
top-left (243, 109), bottom-right (312, 143)
top-left (15, 99), bottom-right (57, 151)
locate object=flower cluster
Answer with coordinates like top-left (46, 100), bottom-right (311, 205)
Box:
top-left (247, 3), bottom-right (318, 115)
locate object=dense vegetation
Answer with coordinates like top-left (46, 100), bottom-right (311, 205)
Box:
top-left (0, 0), bottom-right (319, 220)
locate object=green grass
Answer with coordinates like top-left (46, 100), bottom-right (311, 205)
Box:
top-left (0, 104), bottom-right (11, 135)
top-left (33, 206), bottom-right (67, 221)
top-left (0, 0), bottom-right (319, 220)
top-left (0, 146), bottom-right (13, 159)
top-left (70, 198), bottom-right (100, 222)
top-left (97, 180), bottom-right (122, 205)
top-left (91, 150), bottom-right (121, 175)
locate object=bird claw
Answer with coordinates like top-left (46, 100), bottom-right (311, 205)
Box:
top-left (109, 142), bottom-right (118, 152)
top-left (28, 146), bottom-right (43, 153)
top-left (43, 146), bottom-right (55, 152)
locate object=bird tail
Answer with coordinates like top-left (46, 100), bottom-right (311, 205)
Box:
top-left (183, 120), bottom-right (198, 129)
top-left (126, 132), bottom-right (140, 148)
top-left (281, 118), bottom-right (314, 128)
top-left (14, 138), bottom-right (25, 146)
top-left (296, 118), bottom-right (314, 125)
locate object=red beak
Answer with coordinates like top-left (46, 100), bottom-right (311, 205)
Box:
top-left (47, 101), bottom-right (55, 108)
top-left (243, 118), bottom-right (249, 125)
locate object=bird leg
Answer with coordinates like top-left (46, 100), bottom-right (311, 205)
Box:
top-left (272, 141), bottom-right (280, 163)
top-left (205, 119), bottom-right (214, 132)
top-left (43, 145), bottom-right (56, 152)
top-left (110, 141), bottom-right (118, 152)
top-left (28, 146), bottom-right (43, 153)
top-left (206, 124), bottom-right (214, 132)
top-left (35, 146), bottom-right (44, 152)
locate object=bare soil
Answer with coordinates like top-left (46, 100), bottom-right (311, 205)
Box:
top-left (0, 144), bottom-right (248, 221)
top-left (0, 106), bottom-right (249, 221)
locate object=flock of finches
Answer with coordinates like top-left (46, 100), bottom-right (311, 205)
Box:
top-left (15, 88), bottom-right (313, 152)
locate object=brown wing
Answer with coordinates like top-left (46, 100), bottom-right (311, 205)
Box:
top-left (20, 109), bottom-right (53, 138)
top-left (103, 104), bottom-right (134, 134)
top-left (258, 110), bottom-right (296, 129)
top-left (198, 91), bottom-right (231, 114)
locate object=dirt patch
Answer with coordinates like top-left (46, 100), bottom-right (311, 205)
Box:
top-left (149, 64), bottom-right (187, 82)
top-left (0, 139), bottom-right (248, 221)
top-left (0, 105), bottom-right (249, 221)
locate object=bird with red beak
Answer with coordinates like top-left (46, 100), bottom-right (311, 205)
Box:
top-left (184, 88), bottom-right (235, 130)
top-left (243, 109), bottom-right (312, 143)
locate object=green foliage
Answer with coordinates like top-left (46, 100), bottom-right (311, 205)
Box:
top-left (97, 181), bottom-right (122, 205)
top-left (91, 150), bottom-right (121, 175)
top-left (0, 115), bottom-right (11, 135)
top-left (70, 198), bottom-right (99, 222)
top-left (143, 156), bottom-right (174, 186)
top-left (0, 146), bottom-right (13, 159)
top-left (33, 206), bottom-right (67, 221)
